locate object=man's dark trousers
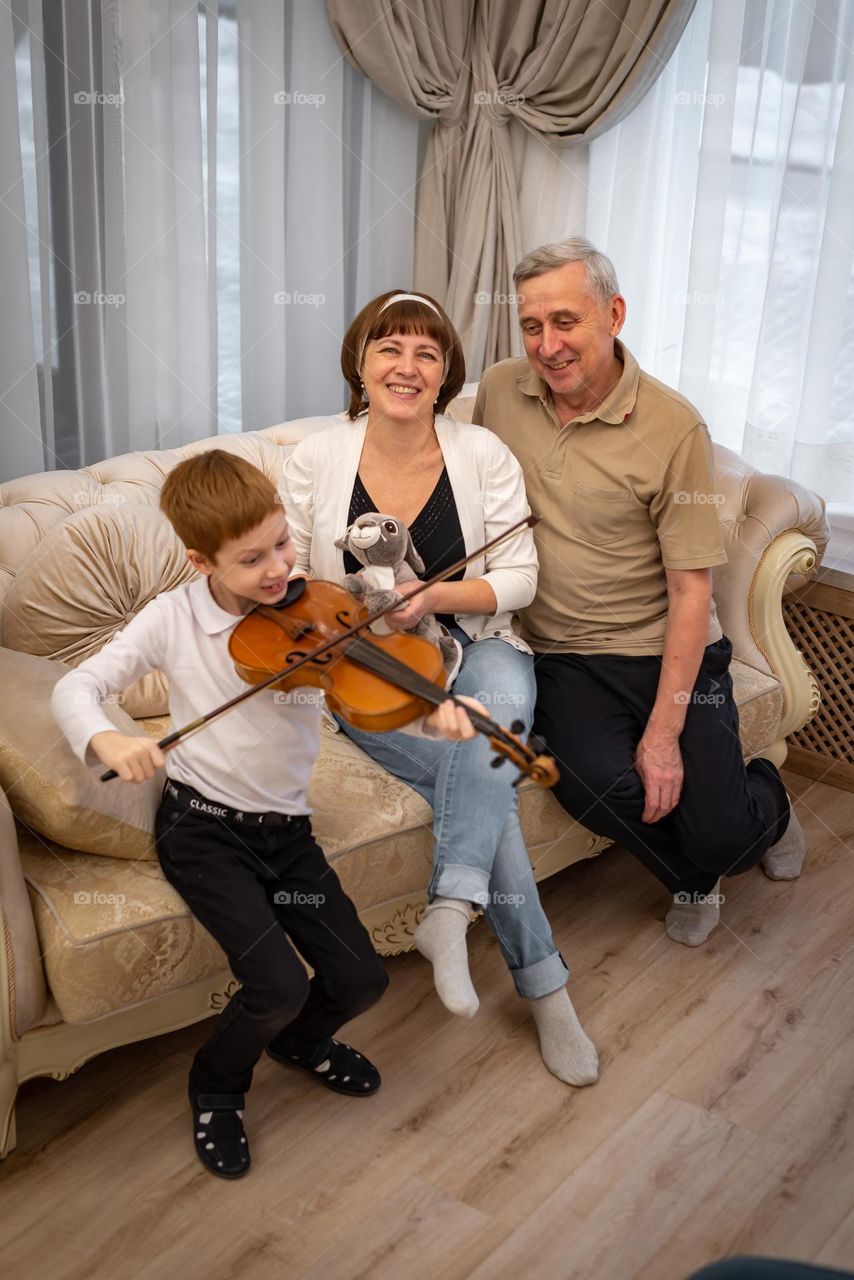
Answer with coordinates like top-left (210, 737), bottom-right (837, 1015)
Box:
top-left (155, 781), bottom-right (389, 1097)
top-left (532, 636), bottom-right (790, 896)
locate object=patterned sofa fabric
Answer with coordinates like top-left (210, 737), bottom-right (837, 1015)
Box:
top-left (0, 648), bottom-right (160, 861)
top-left (19, 658), bottom-right (783, 1026)
top-left (18, 826), bottom-right (226, 1024)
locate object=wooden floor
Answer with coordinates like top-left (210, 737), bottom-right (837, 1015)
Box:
top-left (3, 769), bottom-right (854, 1280)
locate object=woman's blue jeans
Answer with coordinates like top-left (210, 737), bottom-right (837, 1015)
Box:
top-left (337, 631), bottom-right (569, 999)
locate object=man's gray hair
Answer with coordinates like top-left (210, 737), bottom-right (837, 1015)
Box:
top-left (513, 237), bottom-right (620, 307)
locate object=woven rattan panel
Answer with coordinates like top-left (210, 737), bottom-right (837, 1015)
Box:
top-left (784, 582), bottom-right (854, 791)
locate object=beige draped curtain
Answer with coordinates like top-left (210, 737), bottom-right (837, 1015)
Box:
top-left (327, 0), bottom-right (696, 374)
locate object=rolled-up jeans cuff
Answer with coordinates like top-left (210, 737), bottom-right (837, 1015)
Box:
top-left (430, 863), bottom-right (491, 905)
top-left (511, 950), bottom-right (570, 999)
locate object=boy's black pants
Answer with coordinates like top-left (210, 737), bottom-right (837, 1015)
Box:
top-left (155, 782), bottom-right (388, 1098)
top-left (532, 635), bottom-right (791, 897)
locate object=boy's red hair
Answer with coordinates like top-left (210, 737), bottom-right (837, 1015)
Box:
top-left (160, 449), bottom-right (282, 559)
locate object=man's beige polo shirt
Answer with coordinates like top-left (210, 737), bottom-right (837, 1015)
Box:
top-left (471, 340), bottom-right (727, 656)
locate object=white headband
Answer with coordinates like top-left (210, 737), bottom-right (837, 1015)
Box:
top-left (357, 293), bottom-right (449, 385)
top-left (378, 292), bottom-right (443, 318)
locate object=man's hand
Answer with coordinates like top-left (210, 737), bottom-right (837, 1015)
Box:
top-left (424, 694), bottom-right (483, 741)
top-left (634, 726), bottom-right (684, 822)
top-left (91, 730), bottom-right (165, 783)
top-left (635, 566), bottom-right (712, 821)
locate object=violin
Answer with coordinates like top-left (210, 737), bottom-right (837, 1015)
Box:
top-left (228, 577), bottom-right (558, 787)
top-left (100, 515), bottom-right (558, 788)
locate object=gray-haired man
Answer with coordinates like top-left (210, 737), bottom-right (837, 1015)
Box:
top-left (472, 237), bottom-right (804, 945)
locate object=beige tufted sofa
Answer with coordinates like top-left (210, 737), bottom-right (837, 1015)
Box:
top-left (0, 395), bottom-right (830, 1158)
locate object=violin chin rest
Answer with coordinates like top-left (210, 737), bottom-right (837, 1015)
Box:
top-left (270, 577), bottom-right (308, 610)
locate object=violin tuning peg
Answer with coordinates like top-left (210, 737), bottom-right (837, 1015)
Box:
top-left (510, 719), bottom-right (524, 735)
top-left (529, 734), bottom-right (547, 755)
top-left (490, 755), bottom-right (506, 769)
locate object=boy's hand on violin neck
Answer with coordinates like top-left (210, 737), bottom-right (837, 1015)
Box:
top-left (90, 731), bottom-right (165, 783)
top-left (425, 694), bottom-right (484, 742)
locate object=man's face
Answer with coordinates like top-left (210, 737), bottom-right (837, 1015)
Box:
top-left (517, 262), bottom-right (624, 403)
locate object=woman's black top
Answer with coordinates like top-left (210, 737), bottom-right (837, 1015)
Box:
top-left (343, 468), bottom-right (465, 630)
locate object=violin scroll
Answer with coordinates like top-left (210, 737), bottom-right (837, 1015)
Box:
top-left (481, 723), bottom-right (559, 790)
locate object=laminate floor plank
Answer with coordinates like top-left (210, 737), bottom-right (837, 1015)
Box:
top-left (2, 773), bottom-right (852, 1280)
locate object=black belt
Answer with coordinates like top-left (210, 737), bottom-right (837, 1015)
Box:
top-left (163, 780), bottom-right (308, 828)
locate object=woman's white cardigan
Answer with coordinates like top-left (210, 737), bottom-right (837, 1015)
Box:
top-left (281, 413), bottom-right (538, 654)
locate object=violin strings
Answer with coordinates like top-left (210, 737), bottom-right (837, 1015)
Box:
top-left (341, 635), bottom-right (526, 755)
top-left (348, 639), bottom-right (515, 745)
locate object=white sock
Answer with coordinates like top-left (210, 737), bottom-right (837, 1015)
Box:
top-left (413, 898), bottom-right (479, 1018)
top-left (665, 879), bottom-right (721, 946)
top-left (529, 987), bottom-right (599, 1086)
top-left (761, 803), bottom-right (806, 880)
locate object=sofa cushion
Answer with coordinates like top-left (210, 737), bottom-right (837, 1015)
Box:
top-left (0, 648), bottom-right (160, 861)
top-left (729, 658), bottom-right (785, 759)
top-left (18, 825), bottom-right (225, 1024)
top-left (2, 504), bottom-right (195, 717)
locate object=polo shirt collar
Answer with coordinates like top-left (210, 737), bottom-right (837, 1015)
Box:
top-left (188, 575), bottom-right (242, 634)
top-left (515, 338), bottom-right (640, 425)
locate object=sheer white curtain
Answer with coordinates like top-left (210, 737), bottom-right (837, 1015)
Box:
top-left (512, 0), bottom-right (854, 510)
top-left (0, 0), bottom-right (421, 480)
top-left (0, 0), bottom-right (42, 481)
top-left (235, 0), bottom-right (422, 430)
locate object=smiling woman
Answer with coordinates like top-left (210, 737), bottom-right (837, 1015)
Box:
top-left (280, 289), bottom-right (600, 1090)
top-left (341, 291), bottom-right (467, 421)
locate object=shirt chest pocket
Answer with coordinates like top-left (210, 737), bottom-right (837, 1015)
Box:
top-left (568, 481), bottom-right (631, 546)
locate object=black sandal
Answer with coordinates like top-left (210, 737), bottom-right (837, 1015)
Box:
top-left (191, 1091), bottom-right (251, 1178)
top-left (267, 1036), bottom-right (381, 1096)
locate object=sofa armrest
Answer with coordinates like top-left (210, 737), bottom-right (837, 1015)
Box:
top-left (0, 787), bottom-right (47, 1040)
top-left (712, 444), bottom-right (829, 738)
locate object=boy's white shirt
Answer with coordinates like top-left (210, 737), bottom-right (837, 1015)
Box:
top-left (51, 576), bottom-right (444, 816)
top-left (281, 413), bottom-right (538, 654)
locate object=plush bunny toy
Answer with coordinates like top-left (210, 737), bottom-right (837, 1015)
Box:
top-left (335, 512), bottom-right (460, 675)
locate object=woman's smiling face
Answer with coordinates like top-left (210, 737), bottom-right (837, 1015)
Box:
top-left (361, 329), bottom-right (445, 421)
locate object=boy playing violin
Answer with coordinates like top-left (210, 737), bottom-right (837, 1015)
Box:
top-left (51, 450), bottom-right (477, 1179)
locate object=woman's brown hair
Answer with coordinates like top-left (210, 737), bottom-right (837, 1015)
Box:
top-left (340, 290), bottom-right (466, 420)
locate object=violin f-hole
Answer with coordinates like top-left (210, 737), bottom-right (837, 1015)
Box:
top-left (285, 648), bottom-right (333, 668)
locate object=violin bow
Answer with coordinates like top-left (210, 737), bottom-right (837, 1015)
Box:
top-left (100, 514), bottom-right (539, 781)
